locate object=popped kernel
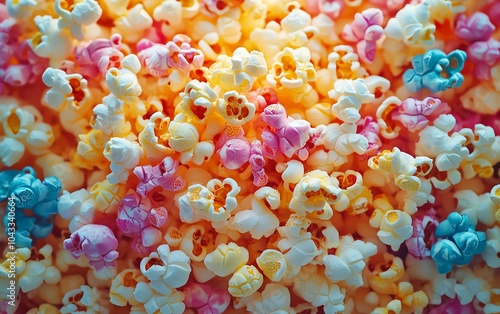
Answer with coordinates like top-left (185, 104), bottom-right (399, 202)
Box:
top-left (204, 242), bottom-right (249, 277)
top-left (55, 0), bottom-right (103, 41)
top-left (289, 170), bottom-right (341, 220)
top-left (228, 265), bottom-right (263, 297)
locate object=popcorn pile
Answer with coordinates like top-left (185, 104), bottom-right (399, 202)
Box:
top-left (1, 0), bottom-right (500, 313)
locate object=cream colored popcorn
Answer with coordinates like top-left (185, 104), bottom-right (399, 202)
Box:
top-left (103, 137), bottom-right (143, 184)
top-left (317, 45), bottom-right (368, 95)
top-left (133, 282), bottom-right (185, 314)
top-left (55, 0), bottom-right (102, 40)
top-left (385, 1), bottom-right (436, 46)
top-left (330, 170), bottom-right (366, 214)
top-left (177, 80), bottom-right (218, 124)
top-left (6, 0), bottom-right (37, 19)
top-left (293, 265), bottom-right (346, 313)
top-left (0, 104), bottom-right (54, 166)
top-left (110, 269), bottom-right (148, 307)
top-left (415, 114), bottom-right (468, 172)
top-left (112, 4), bottom-right (153, 43)
top-left (140, 244), bottom-right (191, 292)
top-left (231, 187), bottom-right (280, 239)
top-left (280, 8), bottom-right (318, 48)
top-left (60, 285), bottom-right (109, 314)
top-left (459, 124), bottom-right (500, 179)
top-left (289, 170), bottom-right (341, 220)
top-left (369, 195), bottom-right (413, 251)
top-left (368, 147), bottom-right (433, 192)
top-left (138, 111), bottom-right (174, 163)
top-left (204, 242), bottom-right (249, 277)
top-left (245, 283), bottom-right (294, 313)
top-left (42, 68), bottom-right (90, 110)
top-left (91, 95), bottom-right (132, 138)
top-left (74, 129), bottom-right (110, 170)
top-left (455, 189), bottom-right (496, 226)
top-left (216, 91), bottom-right (256, 126)
top-left (17, 245), bottom-right (61, 293)
top-left (178, 178), bottom-right (240, 225)
top-left (329, 78), bottom-right (374, 124)
top-left (277, 214), bottom-right (319, 271)
top-left (321, 122), bottom-right (369, 161)
top-left (178, 224), bottom-right (215, 262)
top-left (29, 15), bottom-right (73, 67)
top-left (256, 249), bottom-right (287, 282)
top-left (210, 47), bottom-right (267, 94)
top-left (106, 54), bottom-right (142, 103)
top-left (168, 118), bottom-right (215, 165)
top-left (269, 47), bottom-right (316, 101)
top-left (57, 189), bottom-right (95, 232)
top-left (228, 265), bottom-right (264, 298)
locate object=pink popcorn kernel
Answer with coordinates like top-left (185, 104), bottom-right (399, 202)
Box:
top-left (183, 282), bottom-right (231, 314)
top-left (342, 8), bottom-right (385, 63)
top-left (405, 208), bottom-right (439, 259)
top-left (133, 156), bottom-right (186, 197)
top-left (73, 34), bottom-right (124, 77)
top-left (63, 224), bottom-right (119, 271)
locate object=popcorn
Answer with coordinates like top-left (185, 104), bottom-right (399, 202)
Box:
top-left (63, 224), bottom-right (119, 271)
top-left (231, 187), bottom-right (280, 239)
top-left (209, 47), bottom-right (267, 94)
top-left (228, 265), bottom-right (263, 297)
top-left (255, 249), bottom-right (287, 282)
top-left (133, 282), bottom-right (185, 314)
top-left (183, 282), bottom-right (231, 314)
top-left (369, 194), bottom-right (413, 250)
top-left (430, 212), bottom-right (486, 274)
top-left (216, 91), bottom-right (256, 126)
top-left (455, 12), bottom-right (495, 42)
top-left (103, 137), bottom-right (143, 184)
top-left (41, 67), bottom-right (89, 110)
top-left (140, 244), bottom-right (191, 291)
top-left (289, 170), bottom-right (341, 220)
top-left (74, 34), bottom-right (124, 77)
top-left (105, 54), bottom-right (142, 103)
top-left (133, 156), bottom-right (185, 197)
top-left (293, 265), bottom-right (346, 313)
top-left (245, 283), bottom-right (294, 313)
top-left (112, 4), bottom-right (153, 44)
top-left (328, 78), bottom-right (374, 124)
top-left (0, 105), bottom-right (55, 167)
top-left (89, 178), bottom-right (126, 213)
top-left (369, 147), bottom-right (433, 192)
top-left (179, 224), bottom-right (215, 262)
top-left (368, 253), bottom-right (405, 295)
top-left (57, 188), bottom-right (96, 233)
top-left (110, 269), bottom-right (147, 307)
top-left (204, 242), bottom-right (249, 277)
top-left (60, 285), bottom-right (109, 314)
top-left (18, 245), bottom-right (61, 293)
top-left (377, 96), bottom-right (443, 139)
top-left (28, 15), bottom-right (73, 67)
top-left (55, 0), bottom-right (102, 41)
top-left (269, 47), bottom-right (315, 102)
top-left (403, 49), bottom-right (467, 93)
top-left (385, 2), bottom-right (436, 46)
top-left (178, 178), bottom-right (240, 225)
top-left (138, 111), bottom-right (174, 163)
top-left (467, 39), bottom-right (500, 80)
top-left (168, 118), bottom-right (215, 165)
top-left (405, 210), bottom-right (439, 259)
top-left (177, 80), bottom-right (217, 124)
top-left (342, 8), bottom-right (384, 63)
top-left (280, 8), bottom-right (318, 48)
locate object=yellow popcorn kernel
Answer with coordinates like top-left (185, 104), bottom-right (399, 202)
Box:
top-left (256, 249), bottom-right (287, 282)
top-left (216, 91), bottom-right (256, 126)
top-left (228, 265), bottom-right (264, 297)
top-left (204, 242), bottom-right (249, 277)
top-left (89, 179), bottom-right (126, 214)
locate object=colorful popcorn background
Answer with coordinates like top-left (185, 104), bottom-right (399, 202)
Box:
top-left (0, 0), bottom-right (499, 313)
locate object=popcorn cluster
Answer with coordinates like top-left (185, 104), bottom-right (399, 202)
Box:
top-left (1, 0), bottom-right (499, 313)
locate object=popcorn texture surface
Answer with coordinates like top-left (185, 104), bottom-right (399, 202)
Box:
top-left (0, 0), bottom-right (499, 313)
